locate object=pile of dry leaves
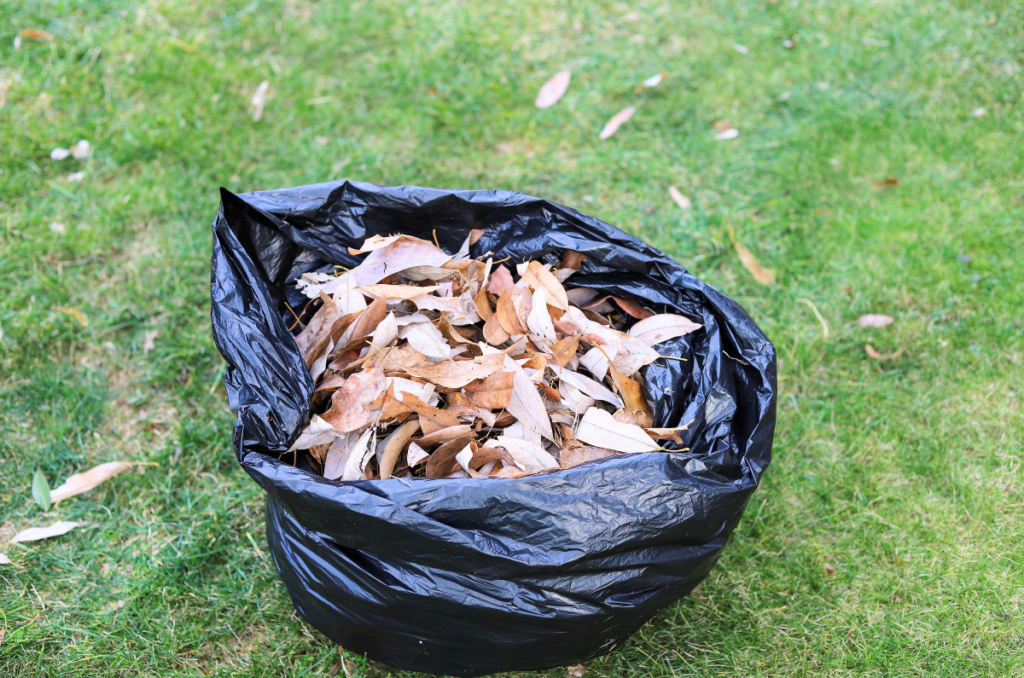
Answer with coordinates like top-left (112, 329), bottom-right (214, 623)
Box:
top-left (286, 231), bottom-right (701, 481)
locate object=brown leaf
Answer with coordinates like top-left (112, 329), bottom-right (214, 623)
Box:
top-left (535, 70), bottom-right (571, 109)
top-left (399, 393), bottom-right (461, 435)
top-left (464, 372), bottom-right (515, 409)
top-left (350, 236), bottom-right (451, 285)
top-left (521, 261), bottom-right (569, 310)
top-left (856, 314), bottom-right (894, 328)
top-left (469, 228), bottom-right (486, 245)
top-left (489, 465), bottom-right (530, 478)
top-left (474, 287), bottom-right (493, 321)
top-left (379, 419), bottom-right (421, 479)
top-left (567, 664), bottom-right (586, 678)
top-left (399, 322), bottom-right (452, 359)
top-left (11, 521), bottom-right (81, 543)
top-left (599, 106), bottom-right (636, 140)
top-left (483, 309), bottom-right (511, 345)
top-left (358, 284), bottom-right (439, 300)
top-left (646, 424), bottom-right (691, 445)
top-left (439, 314), bottom-right (478, 344)
top-left (496, 290), bottom-right (527, 335)
top-left (415, 424), bottom-right (477, 447)
top-left (608, 365), bottom-right (654, 428)
top-left (18, 29), bottom-right (56, 41)
top-left (628, 313), bottom-right (702, 347)
top-left (576, 407), bottom-right (658, 453)
top-left (668, 186), bottom-right (692, 210)
top-left (865, 345), bottom-right (904, 360)
top-left (561, 445), bottom-right (619, 468)
top-left (549, 335), bottom-right (580, 367)
top-left (50, 461), bottom-right (150, 504)
top-left (427, 438), bottom-right (475, 478)
top-left (487, 265), bottom-right (515, 296)
top-left (732, 239), bottom-right (775, 285)
top-left (383, 351), bottom-right (506, 389)
top-left (338, 295), bottom-right (388, 346)
top-left (143, 331), bottom-right (158, 355)
top-left (54, 306), bottom-right (88, 328)
top-left (322, 366), bottom-right (386, 432)
top-left (560, 250), bottom-right (587, 271)
top-left (873, 177), bottom-right (900, 187)
top-left (612, 297), bottom-right (653, 320)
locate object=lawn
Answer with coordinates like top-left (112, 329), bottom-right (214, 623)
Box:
top-left (1, 0), bottom-right (1022, 676)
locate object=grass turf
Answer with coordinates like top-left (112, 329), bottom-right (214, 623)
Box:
top-left (1, 0), bottom-right (1022, 675)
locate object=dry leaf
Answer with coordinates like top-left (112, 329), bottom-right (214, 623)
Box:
top-left (18, 28), bottom-right (56, 41)
top-left (550, 364), bottom-right (623, 407)
top-left (562, 445), bottom-right (619, 468)
top-left (612, 297), bottom-right (653, 320)
top-left (715, 128), bottom-right (740, 141)
top-left (399, 322), bottom-right (452, 359)
top-left (576, 408), bottom-right (658, 453)
top-left (385, 352), bottom-right (505, 389)
top-left (322, 366), bottom-right (386, 432)
top-left (526, 288), bottom-right (558, 340)
top-left (70, 140), bottom-right (91, 159)
top-left (340, 429), bottom-right (375, 480)
top-left (55, 306), bottom-right (88, 328)
top-left (323, 434), bottom-right (355, 480)
top-left (427, 438), bottom-right (474, 478)
top-left (567, 664), bottom-right (586, 677)
top-left (0, 554), bottom-right (11, 565)
top-left (359, 284), bottom-right (440, 300)
top-left (608, 365), bottom-right (654, 428)
top-left (628, 313), bottom-right (702, 346)
top-left (668, 186), bottom-right (692, 210)
top-left (251, 80), bottom-right (270, 121)
top-left (50, 461), bottom-right (149, 504)
top-left (348, 234), bottom-right (403, 254)
top-left (865, 345), bottom-right (904, 360)
top-left (873, 177), bottom-right (900, 187)
top-left (641, 72), bottom-right (666, 88)
top-left (379, 419), bottom-right (421, 479)
top-left (492, 436), bottom-right (558, 472)
top-left (521, 261), bottom-right (569, 310)
top-left (646, 424), bottom-right (691, 445)
top-left (495, 290), bottom-right (527, 335)
top-left (732, 239), bottom-right (774, 285)
top-left (351, 236), bottom-right (451, 286)
top-left (415, 425), bottom-right (477, 447)
top-left (505, 361), bottom-right (555, 442)
top-left (856, 314), bottom-right (894, 328)
top-left (535, 70), bottom-right (571, 109)
top-left (488, 265), bottom-right (516, 296)
top-left (143, 330), bottom-right (158, 355)
top-left (400, 394), bottom-right (461, 435)
top-left (599, 106), bottom-right (636, 140)
top-left (288, 415), bottom-right (343, 452)
top-left (407, 442), bottom-right (429, 466)
top-left (11, 521), bottom-right (81, 543)
top-left (464, 372), bottom-right (515, 409)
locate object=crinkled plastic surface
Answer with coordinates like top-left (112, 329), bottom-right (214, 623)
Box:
top-left (210, 181), bottom-right (776, 677)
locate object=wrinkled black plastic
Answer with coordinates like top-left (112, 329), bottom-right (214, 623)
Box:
top-left (210, 181), bottom-right (776, 677)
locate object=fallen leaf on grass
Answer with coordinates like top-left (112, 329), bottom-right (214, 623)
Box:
top-left (865, 345), bottom-right (904, 360)
top-left (54, 306), bottom-right (88, 327)
top-left (715, 128), bottom-right (740, 141)
top-left (535, 70), bottom-right (571, 109)
top-left (825, 564), bottom-right (836, 575)
top-left (11, 521), bottom-right (81, 543)
top-left (731, 239), bottom-right (774, 285)
top-left (567, 664), bottom-right (586, 677)
top-left (250, 80), bottom-right (270, 121)
top-left (32, 469), bottom-right (51, 511)
top-left (0, 554), bottom-right (10, 565)
top-left (638, 72), bottom-right (666, 89)
top-left (18, 29), bottom-right (56, 42)
top-left (873, 177), bottom-right (899, 188)
top-left (143, 331), bottom-right (158, 355)
top-left (856, 314), bottom-right (894, 328)
top-left (51, 461), bottom-right (150, 504)
top-left (70, 140), bottom-right (90, 159)
top-left (599, 106), bottom-right (636, 140)
top-left (668, 186), bottom-right (691, 210)
top-left (576, 407), bottom-right (658, 453)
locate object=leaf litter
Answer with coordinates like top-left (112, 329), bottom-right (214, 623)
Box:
top-left (284, 233), bottom-right (703, 480)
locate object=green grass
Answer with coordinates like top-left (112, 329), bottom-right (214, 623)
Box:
top-left (2, 0), bottom-right (1022, 675)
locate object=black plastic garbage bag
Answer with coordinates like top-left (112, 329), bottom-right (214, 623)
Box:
top-left (210, 181), bottom-right (775, 677)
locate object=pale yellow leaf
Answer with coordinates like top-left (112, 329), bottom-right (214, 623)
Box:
top-left (11, 521), bottom-right (81, 543)
top-left (628, 313), bottom-right (703, 346)
top-left (576, 407), bottom-right (658, 453)
top-left (599, 106), bottom-right (636, 140)
top-left (535, 70), bottom-right (571, 109)
top-left (668, 186), bottom-right (691, 210)
top-left (856, 314), bottom-right (894, 328)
